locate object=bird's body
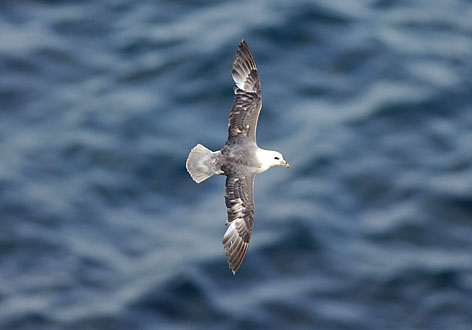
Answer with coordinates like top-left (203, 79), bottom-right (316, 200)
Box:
top-left (186, 40), bottom-right (289, 274)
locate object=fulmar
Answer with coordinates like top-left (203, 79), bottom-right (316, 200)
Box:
top-left (186, 40), bottom-right (289, 274)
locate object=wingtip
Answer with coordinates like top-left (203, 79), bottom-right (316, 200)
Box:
top-left (238, 39), bottom-right (249, 51)
top-left (232, 40), bottom-right (259, 93)
top-left (230, 264), bottom-right (239, 275)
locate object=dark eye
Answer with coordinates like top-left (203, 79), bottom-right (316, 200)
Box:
top-left (274, 157), bottom-right (280, 160)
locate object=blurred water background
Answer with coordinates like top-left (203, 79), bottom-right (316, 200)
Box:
top-left (1, 0), bottom-right (472, 329)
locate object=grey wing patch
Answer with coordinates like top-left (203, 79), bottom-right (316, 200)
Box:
top-left (222, 174), bottom-right (255, 274)
top-left (228, 40), bottom-right (262, 142)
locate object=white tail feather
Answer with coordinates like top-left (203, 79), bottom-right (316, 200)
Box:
top-left (186, 144), bottom-right (217, 183)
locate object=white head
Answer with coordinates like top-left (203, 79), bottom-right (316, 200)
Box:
top-left (256, 149), bottom-right (290, 173)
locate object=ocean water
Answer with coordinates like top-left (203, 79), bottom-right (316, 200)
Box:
top-left (1, 0), bottom-right (472, 329)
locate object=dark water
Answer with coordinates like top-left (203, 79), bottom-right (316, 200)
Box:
top-left (1, 0), bottom-right (472, 329)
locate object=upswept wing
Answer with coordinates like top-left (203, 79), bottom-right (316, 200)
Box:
top-left (228, 40), bottom-right (262, 143)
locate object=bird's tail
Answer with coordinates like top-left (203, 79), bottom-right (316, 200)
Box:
top-left (186, 144), bottom-right (220, 183)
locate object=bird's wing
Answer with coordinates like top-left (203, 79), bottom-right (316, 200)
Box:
top-left (228, 40), bottom-right (262, 143)
top-left (222, 174), bottom-right (255, 274)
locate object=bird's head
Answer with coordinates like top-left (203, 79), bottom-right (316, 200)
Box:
top-left (270, 151), bottom-right (290, 169)
top-left (257, 149), bottom-right (290, 173)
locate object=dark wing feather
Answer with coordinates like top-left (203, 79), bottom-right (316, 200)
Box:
top-left (228, 40), bottom-right (262, 143)
top-left (222, 174), bottom-right (255, 274)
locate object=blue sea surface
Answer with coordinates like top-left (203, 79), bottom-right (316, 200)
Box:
top-left (1, 0), bottom-right (472, 329)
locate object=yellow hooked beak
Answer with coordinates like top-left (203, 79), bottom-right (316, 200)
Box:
top-left (283, 161), bottom-right (290, 168)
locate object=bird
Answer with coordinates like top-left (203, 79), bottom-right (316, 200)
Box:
top-left (186, 40), bottom-right (289, 274)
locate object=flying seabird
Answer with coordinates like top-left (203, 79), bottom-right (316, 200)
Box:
top-left (186, 40), bottom-right (289, 274)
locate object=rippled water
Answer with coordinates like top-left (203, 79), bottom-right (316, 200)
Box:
top-left (1, 0), bottom-right (472, 329)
